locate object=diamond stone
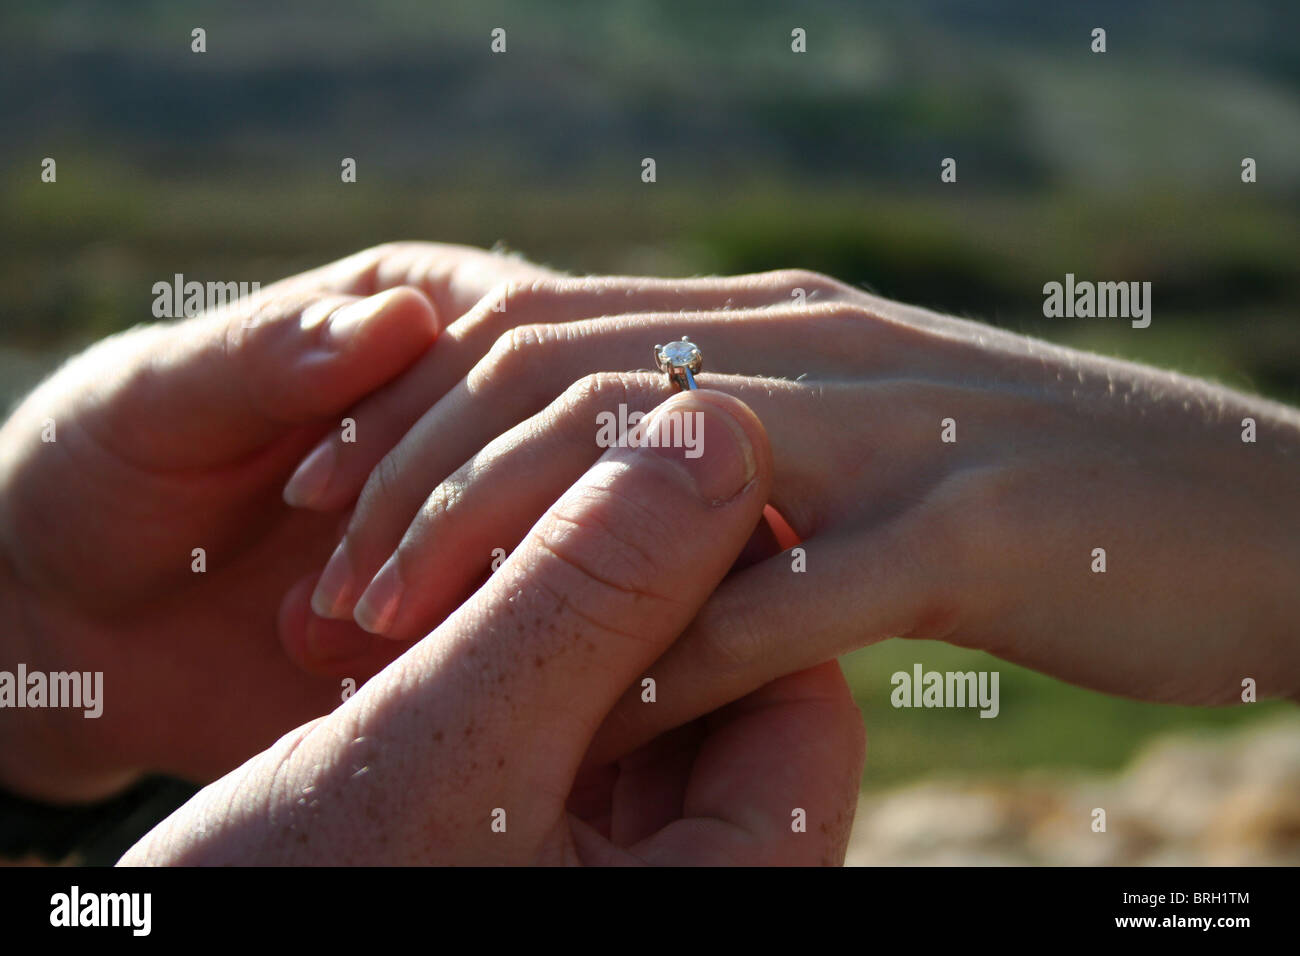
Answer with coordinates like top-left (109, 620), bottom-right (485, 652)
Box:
top-left (660, 339), bottom-right (700, 368)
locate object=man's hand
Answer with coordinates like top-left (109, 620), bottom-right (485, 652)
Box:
top-left (0, 243), bottom-right (549, 801)
top-left (120, 392), bottom-right (865, 865)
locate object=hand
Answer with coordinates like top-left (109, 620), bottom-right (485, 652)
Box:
top-left (287, 266), bottom-right (1300, 767)
top-left (119, 392), bottom-right (865, 865)
top-left (0, 242), bottom-right (549, 800)
top-left (284, 268), bottom-right (838, 634)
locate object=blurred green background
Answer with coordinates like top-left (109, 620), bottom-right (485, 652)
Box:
top-left (2, 0), bottom-right (1297, 792)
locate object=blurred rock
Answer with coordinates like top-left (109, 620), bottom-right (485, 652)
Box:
top-left (846, 717), bottom-right (1300, 865)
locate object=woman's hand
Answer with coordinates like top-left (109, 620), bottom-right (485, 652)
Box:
top-left (0, 242), bottom-right (550, 800)
top-left (288, 264), bottom-right (1300, 767)
top-left (120, 393), bottom-right (865, 866)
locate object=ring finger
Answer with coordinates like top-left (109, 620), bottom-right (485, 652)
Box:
top-left (307, 305), bottom-right (871, 622)
top-left (346, 373), bottom-right (829, 639)
top-left (283, 270), bottom-right (850, 511)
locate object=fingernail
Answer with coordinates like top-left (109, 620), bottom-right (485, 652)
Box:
top-left (311, 541), bottom-right (354, 619)
top-left (354, 557), bottom-right (403, 635)
top-left (283, 441), bottom-right (336, 508)
top-left (324, 291), bottom-right (396, 348)
top-left (636, 396), bottom-right (756, 503)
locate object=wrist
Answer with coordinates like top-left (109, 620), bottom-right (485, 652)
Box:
top-left (1123, 369), bottom-right (1300, 695)
top-left (1224, 405), bottom-right (1300, 696)
top-left (1153, 387), bottom-right (1300, 698)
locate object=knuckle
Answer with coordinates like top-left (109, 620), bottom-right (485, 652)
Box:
top-left (774, 267), bottom-right (827, 287)
top-left (358, 240), bottom-right (404, 261)
top-left (825, 301), bottom-right (876, 322)
top-left (557, 372), bottom-right (631, 417)
top-left (506, 321), bottom-right (554, 355)
top-left (490, 321), bottom-right (553, 374)
top-left (532, 485), bottom-right (681, 621)
top-left (763, 268), bottom-right (844, 300)
top-left (380, 283), bottom-right (437, 318)
top-left (357, 447), bottom-right (407, 524)
top-left (256, 717), bottom-right (331, 833)
top-left (470, 322), bottom-right (564, 399)
top-left (497, 276), bottom-right (567, 317)
top-left (476, 280), bottom-right (514, 318)
top-left (411, 473), bottom-right (466, 536)
top-left (222, 306), bottom-right (281, 417)
top-left (693, 598), bottom-right (765, 674)
top-left (453, 283), bottom-right (516, 341)
top-left (801, 300), bottom-right (887, 332)
top-left (435, 273), bottom-right (562, 346)
top-left (550, 373), bottom-right (647, 456)
top-left (225, 292), bottom-right (365, 419)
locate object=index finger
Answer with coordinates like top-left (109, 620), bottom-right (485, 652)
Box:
top-left (268, 241), bottom-right (555, 322)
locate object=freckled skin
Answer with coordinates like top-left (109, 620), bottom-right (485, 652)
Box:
top-left (117, 378), bottom-right (865, 866)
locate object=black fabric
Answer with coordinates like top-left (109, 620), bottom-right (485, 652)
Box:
top-left (0, 776), bottom-right (197, 865)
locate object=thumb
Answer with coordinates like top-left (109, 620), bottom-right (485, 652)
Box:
top-left (133, 391), bottom-right (774, 865)
top-left (336, 389), bottom-right (772, 856)
top-left (456, 389), bottom-right (771, 757)
top-left (78, 286), bottom-right (438, 468)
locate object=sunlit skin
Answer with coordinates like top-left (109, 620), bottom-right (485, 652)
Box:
top-left (286, 244), bottom-right (1300, 768)
top-left (0, 244), bottom-right (549, 801)
top-left (4, 241), bottom-right (1299, 865)
top-left (0, 244), bottom-right (862, 865)
top-left (120, 393), bottom-right (865, 865)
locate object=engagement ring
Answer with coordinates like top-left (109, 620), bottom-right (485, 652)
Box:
top-left (654, 337), bottom-right (703, 391)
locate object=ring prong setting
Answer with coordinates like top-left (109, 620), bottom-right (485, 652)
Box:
top-left (654, 337), bottom-right (703, 391)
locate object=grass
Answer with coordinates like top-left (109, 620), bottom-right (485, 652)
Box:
top-left (842, 640), bottom-right (1288, 790)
